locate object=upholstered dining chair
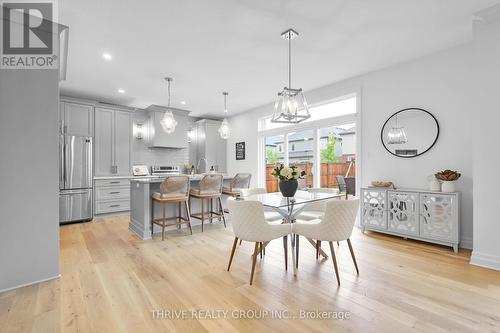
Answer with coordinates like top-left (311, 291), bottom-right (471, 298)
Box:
top-left (151, 175), bottom-right (192, 240)
top-left (237, 187), bottom-right (283, 253)
top-left (226, 197), bottom-right (291, 285)
top-left (293, 199), bottom-right (360, 285)
top-left (189, 174), bottom-right (225, 231)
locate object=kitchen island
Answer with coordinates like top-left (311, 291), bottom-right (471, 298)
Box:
top-left (129, 174), bottom-right (233, 239)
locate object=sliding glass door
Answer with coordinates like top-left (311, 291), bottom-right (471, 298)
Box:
top-left (288, 129), bottom-right (314, 190)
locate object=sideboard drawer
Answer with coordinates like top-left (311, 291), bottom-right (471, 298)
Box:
top-left (95, 199), bottom-right (130, 214)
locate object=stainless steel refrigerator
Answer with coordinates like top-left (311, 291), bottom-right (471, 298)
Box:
top-left (59, 135), bottom-right (93, 224)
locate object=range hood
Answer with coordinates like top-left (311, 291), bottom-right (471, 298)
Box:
top-left (146, 105), bottom-right (191, 149)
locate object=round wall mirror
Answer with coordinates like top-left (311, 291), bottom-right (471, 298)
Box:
top-left (381, 108), bottom-right (439, 158)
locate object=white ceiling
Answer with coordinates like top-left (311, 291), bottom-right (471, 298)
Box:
top-left (59, 0), bottom-right (499, 117)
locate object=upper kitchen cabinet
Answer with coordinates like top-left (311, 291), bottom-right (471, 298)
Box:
top-left (95, 107), bottom-right (132, 176)
top-left (146, 105), bottom-right (190, 148)
top-left (191, 119), bottom-right (226, 173)
top-left (59, 100), bottom-right (93, 136)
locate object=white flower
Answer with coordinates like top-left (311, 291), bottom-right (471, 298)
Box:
top-left (280, 166), bottom-right (293, 180)
top-left (293, 167), bottom-right (303, 179)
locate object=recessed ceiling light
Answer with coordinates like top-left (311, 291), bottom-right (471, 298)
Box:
top-left (118, 89), bottom-right (125, 94)
top-left (180, 101), bottom-right (186, 105)
top-left (102, 53), bottom-right (113, 60)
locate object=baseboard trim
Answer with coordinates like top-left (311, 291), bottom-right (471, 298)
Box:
top-left (460, 236), bottom-right (473, 250)
top-left (470, 251), bottom-right (500, 271)
top-left (0, 274), bottom-right (61, 294)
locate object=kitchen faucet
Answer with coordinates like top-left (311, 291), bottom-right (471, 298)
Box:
top-left (196, 157), bottom-right (207, 173)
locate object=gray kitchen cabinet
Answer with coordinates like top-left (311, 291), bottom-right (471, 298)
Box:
top-left (94, 107), bottom-right (132, 177)
top-left (191, 119), bottom-right (226, 173)
top-left (94, 179), bottom-right (130, 214)
top-left (59, 101), bottom-right (93, 136)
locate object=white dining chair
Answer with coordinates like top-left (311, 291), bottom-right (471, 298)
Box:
top-left (226, 197), bottom-right (291, 285)
top-left (296, 187), bottom-right (340, 221)
top-left (240, 188), bottom-right (282, 221)
top-left (292, 198), bottom-right (360, 285)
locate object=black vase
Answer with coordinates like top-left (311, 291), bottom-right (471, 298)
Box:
top-left (279, 179), bottom-right (298, 197)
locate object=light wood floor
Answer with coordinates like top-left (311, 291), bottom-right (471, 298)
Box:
top-left (1, 216), bottom-right (500, 333)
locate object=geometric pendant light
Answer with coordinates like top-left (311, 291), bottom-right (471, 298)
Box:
top-left (387, 114), bottom-right (408, 144)
top-left (271, 28), bottom-right (311, 124)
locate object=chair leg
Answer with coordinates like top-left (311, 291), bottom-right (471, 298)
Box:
top-left (296, 234), bottom-right (299, 269)
top-left (316, 240), bottom-right (321, 260)
top-left (259, 242), bottom-right (263, 259)
top-left (219, 197), bottom-right (227, 228)
top-left (347, 238), bottom-right (359, 274)
top-left (184, 200), bottom-right (193, 235)
top-left (250, 242), bottom-right (259, 285)
top-left (283, 236), bottom-right (288, 271)
top-left (201, 198), bottom-right (204, 232)
top-left (177, 202), bottom-right (182, 229)
top-left (151, 199), bottom-right (154, 238)
top-left (227, 237), bottom-right (238, 271)
top-left (329, 241), bottom-right (340, 286)
top-left (162, 203), bottom-right (166, 241)
top-left (209, 198), bottom-right (213, 223)
top-left (239, 239), bottom-right (243, 246)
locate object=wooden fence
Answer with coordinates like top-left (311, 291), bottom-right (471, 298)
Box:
top-left (266, 162), bottom-right (355, 193)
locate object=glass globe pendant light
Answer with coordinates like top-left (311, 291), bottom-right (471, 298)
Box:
top-left (218, 91), bottom-right (231, 139)
top-left (160, 77), bottom-right (178, 134)
top-left (387, 114), bottom-right (408, 144)
top-left (271, 28), bottom-right (310, 124)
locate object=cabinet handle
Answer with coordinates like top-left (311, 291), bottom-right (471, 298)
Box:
top-left (109, 181), bottom-right (120, 184)
top-left (109, 204), bottom-right (120, 208)
top-left (109, 191), bottom-right (120, 194)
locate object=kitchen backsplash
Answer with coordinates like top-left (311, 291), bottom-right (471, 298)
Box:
top-left (132, 110), bottom-right (191, 168)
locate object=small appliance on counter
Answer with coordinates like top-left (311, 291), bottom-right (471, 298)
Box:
top-left (151, 165), bottom-right (180, 176)
top-left (133, 165), bottom-right (150, 176)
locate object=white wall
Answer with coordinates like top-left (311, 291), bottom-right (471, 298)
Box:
top-left (470, 9), bottom-right (500, 270)
top-left (0, 69), bottom-right (60, 291)
top-left (228, 41), bottom-right (475, 248)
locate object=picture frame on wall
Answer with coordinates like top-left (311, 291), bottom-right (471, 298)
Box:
top-left (236, 142), bottom-right (245, 160)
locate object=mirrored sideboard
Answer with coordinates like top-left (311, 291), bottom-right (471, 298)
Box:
top-left (360, 187), bottom-right (460, 252)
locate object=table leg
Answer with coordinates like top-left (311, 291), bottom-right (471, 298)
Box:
top-left (291, 233), bottom-right (297, 275)
top-left (306, 238), bottom-right (328, 258)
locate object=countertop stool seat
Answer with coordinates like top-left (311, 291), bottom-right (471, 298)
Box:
top-left (151, 175), bottom-right (193, 240)
top-left (189, 174), bottom-right (226, 232)
top-left (222, 173), bottom-right (252, 213)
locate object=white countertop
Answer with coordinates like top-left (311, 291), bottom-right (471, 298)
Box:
top-left (129, 174), bottom-right (232, 183)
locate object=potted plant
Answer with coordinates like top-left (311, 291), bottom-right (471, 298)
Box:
top-left (435, 169), bottom-right (461, 192)
top-left (271, 164), bottom-right (306, 197)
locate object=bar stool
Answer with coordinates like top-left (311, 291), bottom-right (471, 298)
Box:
top-left (222, 173), bottom-right (252, 197)
top-left (189, 174), bottom-right (225, 232)
top-left (151, 175), bottom-right (192, 240)
top-left (222, 173), bottom-right (251, 214)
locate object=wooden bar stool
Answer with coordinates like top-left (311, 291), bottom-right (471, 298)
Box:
top-left (189, 174), bottom-right (225, 232)
top-left (151, 175), bottom-right (192, 240)
top-left (222, 173), bottom-right (252, 197)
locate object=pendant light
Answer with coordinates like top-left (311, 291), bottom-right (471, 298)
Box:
top-left (160, 77), bottom-right (178, 133)
top-left (271, 28), bottom-right (310, 124)
top-left (218, 91), bottom-right (231, 139)
top-left (387, 114), bottom-right (408, 144)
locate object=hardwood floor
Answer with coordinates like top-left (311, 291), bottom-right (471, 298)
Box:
top-left (1, 215), bottom-right (500, 332)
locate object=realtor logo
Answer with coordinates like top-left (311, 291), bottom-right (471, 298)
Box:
top-left (1, 1), bottom-right (58, 69)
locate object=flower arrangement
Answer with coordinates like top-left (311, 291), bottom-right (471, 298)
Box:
top-left (271, 164), bottom-right (306, 181)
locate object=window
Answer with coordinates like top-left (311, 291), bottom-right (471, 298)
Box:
top-left (319, 123), bottom-right (356, 189)
top-left (260, 93), bottom-right (358, 192)
top-left (265, 135), bottom-right (285, 193)
top-left (288, 129), bottom-right (314, 190)
top-left (259, 95), bottom-right (356, 132)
